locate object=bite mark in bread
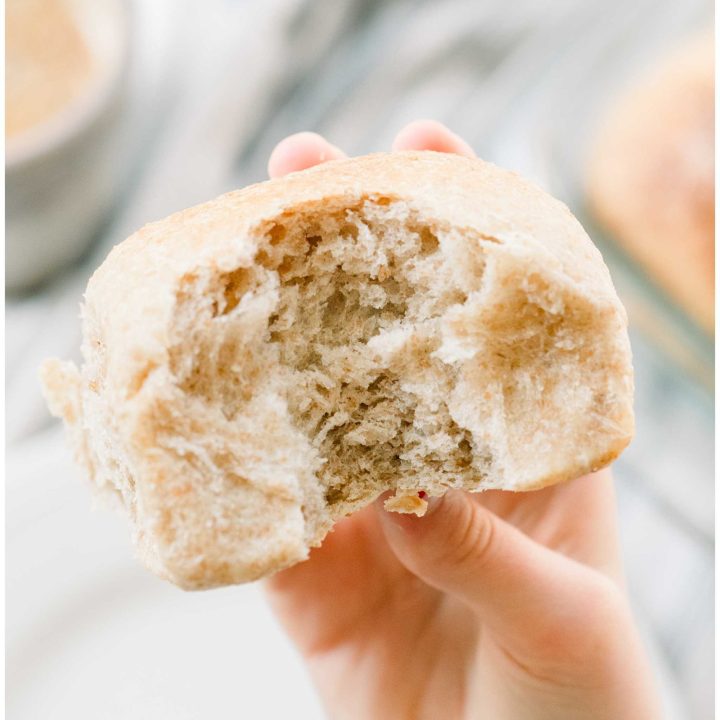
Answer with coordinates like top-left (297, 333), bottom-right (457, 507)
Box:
top-left (41, 152), bottom-right (634, 589)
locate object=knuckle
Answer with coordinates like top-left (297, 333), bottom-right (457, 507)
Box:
top-left (436, 496), bottom-right (496, 571)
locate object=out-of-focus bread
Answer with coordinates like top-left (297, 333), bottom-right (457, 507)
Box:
top-left (41, 151), bottom-right (634, 590)
top-left (587, 32), bottom-right (714, 333)
top-left (6, 0), bottom-right (94, 139)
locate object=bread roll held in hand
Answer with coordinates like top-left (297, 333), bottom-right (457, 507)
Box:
top-left (41, 151), bottom-right (634, 590)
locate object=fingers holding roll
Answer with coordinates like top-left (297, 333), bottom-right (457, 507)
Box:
top-left (376, 489), bottom-right (618, 659)
top-left (268, 132), bottom-right (346, 178)
top-left (392, 120), bottom-right (475, 157)
top-left (268, 122), bottom-right (472, 180)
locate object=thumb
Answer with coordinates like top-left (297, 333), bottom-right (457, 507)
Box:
top-left (377, 490), bottom-right (614, 647)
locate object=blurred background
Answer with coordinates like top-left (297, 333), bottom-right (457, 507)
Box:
top-left (5, 0), bottom-right (714, 718)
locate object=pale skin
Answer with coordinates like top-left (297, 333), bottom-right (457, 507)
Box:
top-left (264, 121), bottom-right (661, 719)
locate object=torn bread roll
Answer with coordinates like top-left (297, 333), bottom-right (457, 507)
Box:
top-left (41, 151), bottom-right (634, 590)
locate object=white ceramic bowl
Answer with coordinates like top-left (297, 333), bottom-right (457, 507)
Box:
top-left (6, 0), bottom-right (130, 292)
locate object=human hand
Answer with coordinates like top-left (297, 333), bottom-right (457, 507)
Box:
top-left (264, 121), bottom-right (660, 720)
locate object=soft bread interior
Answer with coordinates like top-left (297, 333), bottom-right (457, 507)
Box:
top-left (164, 198), bottom-right (624, 551)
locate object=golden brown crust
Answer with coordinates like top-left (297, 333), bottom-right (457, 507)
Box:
top-left (515, 442), bottom-right (630, 493)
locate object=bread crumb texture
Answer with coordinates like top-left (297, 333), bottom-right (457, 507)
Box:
top-left (41, 152), bottom-right (634, 589)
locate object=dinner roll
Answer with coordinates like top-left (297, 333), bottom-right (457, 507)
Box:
top-left (42, 151), bottom-right (633, 589)
top-left (587, 32), bottom-right (714, 333)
